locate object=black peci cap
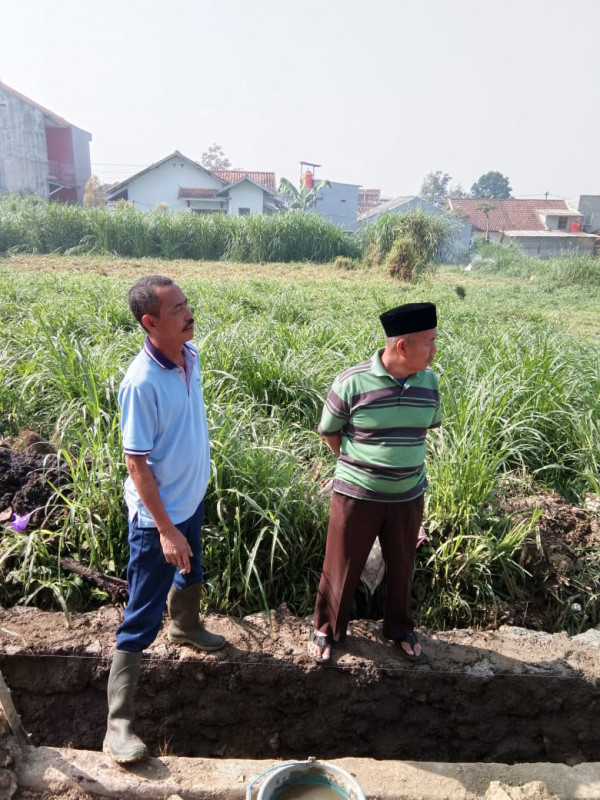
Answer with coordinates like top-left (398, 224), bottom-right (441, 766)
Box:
top-left (379, 302), bottom-right (437, 336)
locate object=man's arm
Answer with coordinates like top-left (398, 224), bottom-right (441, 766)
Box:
top-left (320, 432), bottom-right (341, 458)
top-left (125, 455), bottom-right (193, 574)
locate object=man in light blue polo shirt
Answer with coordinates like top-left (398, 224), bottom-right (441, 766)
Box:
top-left (104, 275), bottom-right (225, 765)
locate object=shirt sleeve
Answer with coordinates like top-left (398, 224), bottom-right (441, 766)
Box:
top-left (429, 374), bottom-right (442, 429)
top-left (119, 383), bottom-right (158, 456)
top-left (318, 377), bottom-right (351, 436)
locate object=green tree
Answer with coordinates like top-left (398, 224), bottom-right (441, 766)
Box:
top-left (419, 171), bottom-right (452, 207)
top-left (278, 176), bottom-right (331, 211)
top-left (471, 171), bottom-right (512, 200)
top-left (201, 143), bottom-right (231, 170)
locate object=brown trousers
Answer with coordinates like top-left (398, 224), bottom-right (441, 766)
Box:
top-left (314, 491), bottom-right (425, 642)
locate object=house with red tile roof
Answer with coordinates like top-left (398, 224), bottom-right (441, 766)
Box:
top-left (446, 198), bottom-right (597, 257)
top-left (106, 151), bottom-right (280, 215)
top-left (0, 81), bottom-right (91, 203)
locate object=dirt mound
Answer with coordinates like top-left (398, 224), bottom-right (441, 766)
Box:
top-left (498, 493), bottom-right (600, 630)
top-left (0, 434), bottom-right (64, 528)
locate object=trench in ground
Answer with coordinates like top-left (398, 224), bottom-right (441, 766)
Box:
top-left (2, 647), bottom-right (599, 766)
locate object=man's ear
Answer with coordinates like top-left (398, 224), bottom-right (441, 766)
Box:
top-left (141, 313), bottom-right (156, 333)
top-left (396, 336), bottom-right (408, 356)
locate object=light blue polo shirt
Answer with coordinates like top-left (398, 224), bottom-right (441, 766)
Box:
top-left (119, 337), bottom-right (210, 527)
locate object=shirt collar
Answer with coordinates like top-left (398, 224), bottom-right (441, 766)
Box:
top-left (371, 349), bottom-right (394, 379)
top-left (372, 348), bottom-right (426, 382)
top-left (144, 336), bottom-right (195, 370)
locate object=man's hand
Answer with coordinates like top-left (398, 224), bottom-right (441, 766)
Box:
top-left (124, 455), bottom-right (194, 573)
top-left (159, 523), bottom-right (193, 574)
top-left (320, 432), bottom-right (342, 457)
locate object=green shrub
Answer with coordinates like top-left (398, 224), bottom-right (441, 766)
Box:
top-left (386, 236), bottom-right (419, 280)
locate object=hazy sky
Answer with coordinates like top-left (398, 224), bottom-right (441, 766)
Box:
top-left (2, 0), bottom-right (598, 199)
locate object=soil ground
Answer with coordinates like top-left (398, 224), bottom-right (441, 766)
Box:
top-left (2, 607), bottom-right (600, 800)
top-left (1, 438), bottom-right (600, 798)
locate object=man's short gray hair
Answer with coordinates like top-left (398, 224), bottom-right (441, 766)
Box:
top-left (385, 332), bottom-right (413, 346)
top-left (128, 275), bottom-right (174, 328)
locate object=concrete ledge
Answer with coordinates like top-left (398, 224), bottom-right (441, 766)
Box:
top-left (15, 749), bottom-right (600, 799)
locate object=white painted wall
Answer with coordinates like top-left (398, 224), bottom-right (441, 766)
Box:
top-left (125, 156), bottom-right (223, 212)
top-left (544, 214), bottom-right (579, 232)
top-left (227, 181), bottom-right (264, 215)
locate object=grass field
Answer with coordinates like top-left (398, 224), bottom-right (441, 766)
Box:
top-left (1, 251), bottom-right (599, 632)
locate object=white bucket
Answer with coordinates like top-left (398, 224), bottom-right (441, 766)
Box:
top-left (253, 760), bottom-right (366, 800)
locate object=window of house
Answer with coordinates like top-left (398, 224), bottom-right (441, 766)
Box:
top-left (238, 207), bottom-right (250, 215)
top-left (557, 216), bottom-right (568, 230)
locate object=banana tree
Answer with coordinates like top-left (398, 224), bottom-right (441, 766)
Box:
top-left (278, 176), bottom-right (331, 211)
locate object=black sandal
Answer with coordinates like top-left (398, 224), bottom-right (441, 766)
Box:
top-left (308, 631), bottom-right (332, 664)
top-left (396, 632), bottom-right (425, 662)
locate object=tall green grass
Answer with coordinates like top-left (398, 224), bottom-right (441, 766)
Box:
top-left (0, 194), bottom-right (358, 263)
top-left (474, 241), bottom-right (600, 288)
top-left (0, 263), bottom-right (598, 632)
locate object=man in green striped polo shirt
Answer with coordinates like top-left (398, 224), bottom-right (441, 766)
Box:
top-left (308, 302), bottom-right (440, 664)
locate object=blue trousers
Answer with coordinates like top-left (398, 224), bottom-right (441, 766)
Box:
top-left (116, 501), bottom-right (205, 652)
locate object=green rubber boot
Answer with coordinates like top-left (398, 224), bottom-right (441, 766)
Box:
top-left (103, 650), bottom-right (148, 763)
top-left (167, 583), bottom-right (226, 651)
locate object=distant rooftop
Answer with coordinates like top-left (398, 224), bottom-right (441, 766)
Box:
top-left (447, 198), bottom-right (579, 232)
top-left (212, 170), bottom-right (277, 193)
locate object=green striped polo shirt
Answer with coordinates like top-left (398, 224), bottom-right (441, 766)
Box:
top-left (318, 349), bottom-right (441, 502)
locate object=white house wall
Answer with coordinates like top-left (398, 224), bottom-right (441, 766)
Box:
top-left (125, 157), bottom-right (222, 211)
top-left (227, 182), bottom-right (264, 215)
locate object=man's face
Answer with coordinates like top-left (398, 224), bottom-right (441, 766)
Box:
top-left (147, 283), bottom-right (194, 347)
top-left (403, 327), bottom-right (438, 373)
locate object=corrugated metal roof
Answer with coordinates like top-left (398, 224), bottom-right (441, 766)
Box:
top-left (358, 196), bottom-right (419, 219)
top-left (536, 208), bottom-right (583, 216)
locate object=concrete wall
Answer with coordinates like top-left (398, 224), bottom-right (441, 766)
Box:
top-left (578, 195), bottom-right (600, 233)
top-left (71, 125), bottom-right (92, 204)
top-left (544, 213), bottom-right (579, 232)
top-left (472, 230), bottom-right (502, 243)
top-left (311, 181), bottom-right (360, 230)
top-left (508, 234), bottom-right (596, 257)
top-left (228, 181), bottom-right (264, 215)
top-left (0, 86), bottom-right (48, 197)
